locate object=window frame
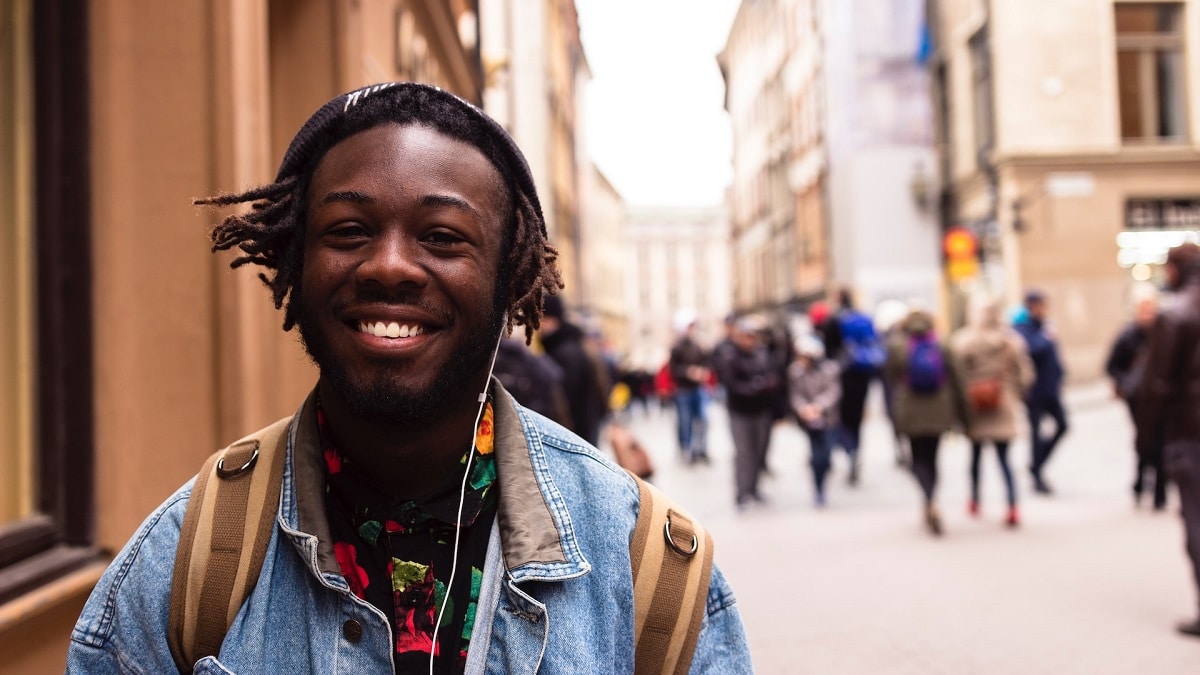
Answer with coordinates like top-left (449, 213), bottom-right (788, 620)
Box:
top-left (1114, 2), bottom-right (1189, 143)
top-left (0, 0), bottom-right (99, 606)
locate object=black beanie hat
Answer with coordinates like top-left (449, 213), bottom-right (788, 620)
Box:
top-left (275, 82), bottom-right (546, 237)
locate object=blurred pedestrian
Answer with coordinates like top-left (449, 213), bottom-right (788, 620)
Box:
top-left (668, 310), bottom-right (712, 464)
top-left (492, 327), bottom-right (571, 426)
top-left (539, 295), bottom-right (610, 446)
top-left (1106, 283), bottom-right (1165, 510)
top-left (1135, 242), bottom-right (1200, 638)
top-left (875, 298), bottom-right (911, 467)
top-left (885, 308), bottom-right (962, 536)
top-left (1013, 289), bottom-right (1068, 495)
top-left (713, 314), bottom-right (782, 509)
top-left (788, 335), bottom-right (841, 508)
top-left (828, 288), bottom-right (885, 486)
top-left (951, 292), bottom-right (1034, 527)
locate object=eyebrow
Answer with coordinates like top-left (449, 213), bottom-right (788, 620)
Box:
top-left (318, 190), bottom-right (374, 206)
top-left (419, 194), bottom-right (480, 217)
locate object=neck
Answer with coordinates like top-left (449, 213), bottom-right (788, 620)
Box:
top-left (316, 376), bottom-right (490, 501)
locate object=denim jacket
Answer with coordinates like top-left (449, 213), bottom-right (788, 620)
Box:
top-left (68, 383), bottom-right (753, 673)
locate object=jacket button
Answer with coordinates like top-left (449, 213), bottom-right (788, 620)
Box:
top-left (343, 619), bottom-right (363, 643)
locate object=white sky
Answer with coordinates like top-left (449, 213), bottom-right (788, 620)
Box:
top-left (575, 0), bottom-right (742, 208)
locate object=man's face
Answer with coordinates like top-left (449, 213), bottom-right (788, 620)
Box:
top-left (1027, 298), bottom-right (1047, 321)
top-left (733, 328), bottom-right (759, 351)
top-left (295, 122), bottom-right (509, 423)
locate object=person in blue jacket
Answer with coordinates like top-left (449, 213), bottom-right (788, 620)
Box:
top-left (1013, 289), bottom-right (1068, 495)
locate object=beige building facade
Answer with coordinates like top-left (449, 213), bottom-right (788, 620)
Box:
top-left (480, 0), bottom-right (590, 309)
top-left (581, 164), bottom-right (630, 353)
top-left (623, 207), bottom-right (733, 371)
top-left (931, 0), bottom-right (1200, 379)
top-left (0, 1), bottom-right (483, 672)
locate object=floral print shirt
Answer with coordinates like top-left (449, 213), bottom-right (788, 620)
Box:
top-left (319, 402), bottom-right (498, 674)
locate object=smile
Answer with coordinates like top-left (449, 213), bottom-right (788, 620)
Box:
top-left (357, 320), bottom-right (427, 339)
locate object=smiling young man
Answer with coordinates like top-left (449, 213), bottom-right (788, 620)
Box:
top-left (67, 84), bottom-right (752, 674)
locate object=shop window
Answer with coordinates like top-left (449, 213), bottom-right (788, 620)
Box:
top-left (1115, 3), bottom-right (1188, 143)
top-left (0, 0), bottom-right (98, 606)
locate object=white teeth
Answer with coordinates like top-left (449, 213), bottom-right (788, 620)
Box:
top-left (358, 320), bottom-right (423, 339)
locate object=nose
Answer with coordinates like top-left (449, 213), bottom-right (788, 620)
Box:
top-left (354, 228), bottom-right (429, 290)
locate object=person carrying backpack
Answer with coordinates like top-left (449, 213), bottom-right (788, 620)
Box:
top-left (827, 288), bottom-right (884, 485)
top-left (885, 308), bottom-right (964, 536)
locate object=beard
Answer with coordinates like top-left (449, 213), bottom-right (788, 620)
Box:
top-left (293, 284), bottom-right (507, 426)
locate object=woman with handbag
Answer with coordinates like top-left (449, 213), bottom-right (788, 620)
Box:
top-left (950, 293), bottom-right (1035, 527)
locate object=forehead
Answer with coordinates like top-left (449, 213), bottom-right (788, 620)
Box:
top-left (307, 122), bottom-right (510, 214)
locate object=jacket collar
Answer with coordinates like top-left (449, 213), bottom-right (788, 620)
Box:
top-left (280, 380), bottom-right (589, 581)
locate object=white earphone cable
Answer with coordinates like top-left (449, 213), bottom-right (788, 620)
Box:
top-left (429, 326), bottom-right (505, 675)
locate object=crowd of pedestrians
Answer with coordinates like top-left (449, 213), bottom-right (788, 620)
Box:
top-left (495, 247), bottom-right (1200, 641)
top-left (626, 286), bottom-right (1072, 536)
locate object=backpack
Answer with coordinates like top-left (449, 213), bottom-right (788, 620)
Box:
top-left (839, 310), bottom-right (885, 372)
top-left (907, 334), bottom-right (946, 394)
top-left (169, 417), bottom-right (711, 675)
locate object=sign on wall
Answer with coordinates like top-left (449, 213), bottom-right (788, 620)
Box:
top-left (1125, 198), bottom-right (1200, 230)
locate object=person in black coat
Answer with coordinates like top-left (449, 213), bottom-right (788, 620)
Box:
top-left (538, 295), bottom-right (610, 446)
top-left (712, 315), bottom-right (782, 509)
top-left (1106, 287), bottom-right (1165, 509)
top-left (493, 328), bottom-right (571, 427)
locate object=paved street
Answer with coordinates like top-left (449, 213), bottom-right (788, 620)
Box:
top-left (614, 383), bottom-right (1199, 674)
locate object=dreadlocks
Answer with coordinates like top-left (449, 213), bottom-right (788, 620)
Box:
top-left (197, 83), bottom-right (563, 340)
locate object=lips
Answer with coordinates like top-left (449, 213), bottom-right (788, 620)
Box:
top-left (356, 320), bottom-right (427, 339)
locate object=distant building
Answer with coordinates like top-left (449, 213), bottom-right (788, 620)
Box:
top-left (481, 0), bottom-right (590, 305)
top-left (581, 164), bottom-right (629, 354)
top-left (720, 0), bottom-right (940, 323)
top-left (929, 0), bottom-right (1200, 379)
top-left (623, 207), bottom-right (733, 371)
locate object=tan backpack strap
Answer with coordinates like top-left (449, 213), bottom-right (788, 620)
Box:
top-left (629, 472), bottom-right (715, 675)
top-left (168, 416), bottom-right (292, 673)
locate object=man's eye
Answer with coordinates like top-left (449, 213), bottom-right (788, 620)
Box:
top-left (328, 223), bottom-right (369, 239)
top-left (426, 230), bottom-right (464, 246)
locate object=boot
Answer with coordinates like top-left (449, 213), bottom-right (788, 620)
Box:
top-left (1005, 505), bottom-right (1020, 528)
top-left (924, 504), bottom-right (943, 536)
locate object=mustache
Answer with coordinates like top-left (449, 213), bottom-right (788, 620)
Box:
top-left (332, 288), bottom-right (454, 325)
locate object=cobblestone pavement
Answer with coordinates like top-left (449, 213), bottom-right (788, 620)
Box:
top-left (613, 383), bottom-right (1199, 674)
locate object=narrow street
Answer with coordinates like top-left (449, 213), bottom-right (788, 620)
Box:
top-left (616, 383), bottom-right (1198, 673)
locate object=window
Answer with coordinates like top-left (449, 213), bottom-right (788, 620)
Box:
top-left (969, 25), bottom-right (994, 166)
top-left (1115, 3), bottom-right (1187, 142)
top-left (0, 0), bottom-right (98, 605)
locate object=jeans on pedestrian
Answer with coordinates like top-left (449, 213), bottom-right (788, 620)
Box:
top-left (970, 439), bottom-right (1016, 506)
top-left (674, 387), bottom-right (708, 459)
top-left (910, 435), bottom-right (941, 504)
top-left (1165, 440), bottom-right (1200, 617)
top-left (805, 427), bottom-right (834, 497)
top-left (1027, 395), bottom-right (1068, 476)
top-left (731, 409), bottom-right (773, 504)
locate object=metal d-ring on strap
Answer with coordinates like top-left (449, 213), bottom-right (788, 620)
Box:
top-left (216, 443), bottom-right (260, 479)
top-left (663, 513), bottom-right (699, 557)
